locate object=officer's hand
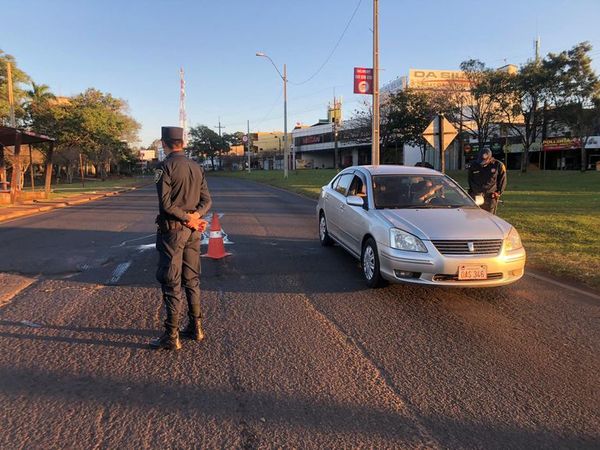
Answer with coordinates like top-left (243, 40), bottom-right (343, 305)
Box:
top-left (184, 217), bottom-right (201, 230)
top-left (198, 219), bottom-right (208, 233)
top-left (186, 212), bottom-right (201, 222)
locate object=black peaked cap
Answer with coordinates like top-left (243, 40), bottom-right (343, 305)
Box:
top-left (161, 126), bottom-right (184, 140)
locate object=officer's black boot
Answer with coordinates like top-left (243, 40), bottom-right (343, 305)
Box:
top-left (180, 318), bottom-right (204, 342)
top-left (149, 329), bottom-right (182, 350)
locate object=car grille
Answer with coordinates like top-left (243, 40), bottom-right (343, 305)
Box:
top-left (433, 273), bottom-right (504, 282)
top-left (432, 240), bottom-right (503, 256)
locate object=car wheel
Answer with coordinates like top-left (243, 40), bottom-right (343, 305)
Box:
top-left (362, 238), bottom-right (386, 288)
top-left (319, 212), bottom-right (334, 246)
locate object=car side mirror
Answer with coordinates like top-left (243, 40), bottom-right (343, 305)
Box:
top-left (346, 195), bottom-right (364, 207)
top-left (474, 195), bottom-right (485, 206)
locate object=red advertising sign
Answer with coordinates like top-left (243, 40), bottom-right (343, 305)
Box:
top-left (354, 67), bottom-right (373, 94)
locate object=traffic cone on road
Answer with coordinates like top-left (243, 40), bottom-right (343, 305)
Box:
top-left (202, 213), bottom-right (231, 259)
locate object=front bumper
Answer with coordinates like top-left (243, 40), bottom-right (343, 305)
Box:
top-left (378, 241), bottom-right (526, 288)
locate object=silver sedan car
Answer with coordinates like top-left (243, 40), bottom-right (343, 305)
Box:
top-left (316, 165), bottom-right (526, 288)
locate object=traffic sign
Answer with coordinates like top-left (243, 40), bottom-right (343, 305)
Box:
top-left (422, 115), bottom-right (458, 174)
top-left (242, 135), bottom-right (248, 143)
top-left (422, 115), bottom-right (457, 152)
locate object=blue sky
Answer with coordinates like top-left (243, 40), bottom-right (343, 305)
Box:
top-left (3, 0), bottom-right (600, 146)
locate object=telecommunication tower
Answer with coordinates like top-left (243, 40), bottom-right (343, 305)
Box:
top-left (179, 67), bottom-right (188, 147)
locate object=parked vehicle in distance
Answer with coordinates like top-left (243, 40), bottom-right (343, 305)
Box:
top-left (316, 166), bottom-right (526, 288)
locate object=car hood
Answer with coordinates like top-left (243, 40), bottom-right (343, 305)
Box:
top-left (378, 208), bottom-right (511, 240)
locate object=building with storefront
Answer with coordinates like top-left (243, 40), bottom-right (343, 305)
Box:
top-left (292, 120), bottom-right (371, 169)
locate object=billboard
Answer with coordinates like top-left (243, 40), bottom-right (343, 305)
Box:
top-left (408, 69), bottom-right (470, 90)
top-left (543, 137), bottom-right (581, 152)
top-left (354, 68), bottom-right (374, 94)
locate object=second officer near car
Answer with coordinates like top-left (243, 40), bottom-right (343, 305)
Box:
top-left (468, 148), bottom-right (507, 215)
top-left (150, 126), bottom-right (212, 350)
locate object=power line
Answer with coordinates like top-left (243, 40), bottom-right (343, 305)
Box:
top-left (289, 0), bottom-right (363, 86)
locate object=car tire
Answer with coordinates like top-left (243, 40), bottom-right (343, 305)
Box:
top-left (362, 238), bottom-right (386, 288)
top-left (319, 212), bottom-right (334, 247)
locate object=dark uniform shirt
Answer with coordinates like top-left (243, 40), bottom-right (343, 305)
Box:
top-left (468, 159), bottom-right (507, 196)
top-left (155, 152), bottom-right (212, 221)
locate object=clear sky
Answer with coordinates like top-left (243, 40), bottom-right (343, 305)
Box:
top-left (3, 0), bottom-right (600, 146)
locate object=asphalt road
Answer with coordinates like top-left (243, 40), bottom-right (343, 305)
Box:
top-left (0, 176), bottom-right (598, 449)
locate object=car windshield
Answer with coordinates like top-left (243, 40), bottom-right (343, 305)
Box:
top-left (372, 175), bottom-right (475, 209)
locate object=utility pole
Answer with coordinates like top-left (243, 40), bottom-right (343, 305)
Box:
top-left (283, 63), bottom-right (290, 176)
top-left (247, 120), bottom-right (251, 173)
top-left (6, 62), bottom-right (16, 127)
top-left (332, 92), bottom-right (340, 170)
top-left (439, 115), bottom-right (445, 174)
top-left (371, 0), bottom-right (380, 166)
top-left (256, 52), bottom-right (289, 178)
top-left (214, 117), bottom-right (226, 137)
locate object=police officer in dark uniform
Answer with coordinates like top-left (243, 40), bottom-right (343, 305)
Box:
top-left (150, 126), bottom-right (212, 350)
top-left (468, 148), bottom-right (507, 214)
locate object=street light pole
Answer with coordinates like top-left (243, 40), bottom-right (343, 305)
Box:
top-left (372, 0), bottom-right (380, 166)
top-left (284, 63), bottom-right (290, 175)
top-left (256, 52), bottom-right (289, 178)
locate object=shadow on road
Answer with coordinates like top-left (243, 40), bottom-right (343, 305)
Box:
top-left (0, 363), bottom-right (593, 448)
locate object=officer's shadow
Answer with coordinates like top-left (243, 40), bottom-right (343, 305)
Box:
top-left (0, 320), bottom-right (152, 350)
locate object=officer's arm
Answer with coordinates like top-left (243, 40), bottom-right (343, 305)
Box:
top-left (497, 163), bottom-right (507, 194)
top-left (196, 175), bottom-right (212, 217)
top-left (157, 167), bottom-right (189, 222)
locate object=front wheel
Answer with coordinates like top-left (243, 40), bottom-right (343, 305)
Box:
top-left (362, 238), bottom-right (386, 288)
top-left (319, 212), bottom-right (334, 246)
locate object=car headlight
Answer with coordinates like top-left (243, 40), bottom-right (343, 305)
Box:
top-left (504, 227), bottom-right (523, 252)
top-left (390, 228), bottom-right (427, 252)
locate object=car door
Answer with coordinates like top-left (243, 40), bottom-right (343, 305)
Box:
top-left (326, 173), bottom-right (354, 240)
top-left (338, 174), bottom-right (371, 255)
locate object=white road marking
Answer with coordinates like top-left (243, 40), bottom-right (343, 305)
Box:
top-left (113, 234), bottom-right (155, 248)
top-left (136, 243), bottom-right (156, 252)
top-left (526, 272), bottom-right (600, 301)
top-left (108, 261), bottom-right (132, 285)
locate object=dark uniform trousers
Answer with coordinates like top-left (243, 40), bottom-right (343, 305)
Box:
top-left (482, 195), bottom-right (498, 215)
top-left (156, 224), bottom-right (201, 331)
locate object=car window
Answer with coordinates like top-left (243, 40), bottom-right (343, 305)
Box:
top-left (372, 175), bottom-right (475, 209)
top-left (347, 175), bottom-right (366, 198)
top-left (334, 174), bottom-right (354, 196)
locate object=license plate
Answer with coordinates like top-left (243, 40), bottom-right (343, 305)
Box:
top-left (458, 265), bottom-right (487, 280)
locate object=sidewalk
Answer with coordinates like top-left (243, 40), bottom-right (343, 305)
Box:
top-left (0, 184), bottom-right (148, 223)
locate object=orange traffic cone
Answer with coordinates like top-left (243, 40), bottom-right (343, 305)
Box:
top-left (202, 213), bottom-right (231, 259)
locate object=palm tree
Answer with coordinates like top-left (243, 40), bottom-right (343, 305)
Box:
top-left (25, 82), bottom-right (55, 105)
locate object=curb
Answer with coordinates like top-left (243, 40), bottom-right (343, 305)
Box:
top-left (0, 184), bottom-right (148, 224)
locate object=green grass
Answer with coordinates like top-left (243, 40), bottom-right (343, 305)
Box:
top-left (212, 169), bottom-right (600, 289)
top-left (49, 176), bottom-right (152, 198)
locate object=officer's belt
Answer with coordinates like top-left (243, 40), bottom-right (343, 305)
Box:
top-left (156, 211), bottom-right (196, 232)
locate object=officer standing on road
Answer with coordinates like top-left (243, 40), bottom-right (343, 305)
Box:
top-left (150, 126), bottom-right (212, 350)
top-left (468, 148), bottom-right (507, 214)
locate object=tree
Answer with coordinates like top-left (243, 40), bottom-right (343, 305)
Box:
top-left (493, 61), bottom-right (552, 172)
top-left (0, 50), bottom-right (30, 187)
top-left (26, 88), bottom-right (139, 182)
top-left (222, 131), bottom-right (245, 149)
top-left (0, 49), bottom-right (30, 125)
top-left (188, 125), bottom-right (228, 168)
top-left (457, 60), bottom-right (503, 159)
top-left (545, 42), bottom-right (600, 171)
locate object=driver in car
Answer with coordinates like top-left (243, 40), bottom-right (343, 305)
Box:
top-left (413, 179), bottom-right (443, 204)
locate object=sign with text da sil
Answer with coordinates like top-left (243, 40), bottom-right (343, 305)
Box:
top-left (354, 67), bottom-right (373, 95)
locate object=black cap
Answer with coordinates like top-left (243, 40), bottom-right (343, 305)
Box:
top-left (161, 126), bottom-right (184, 141)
